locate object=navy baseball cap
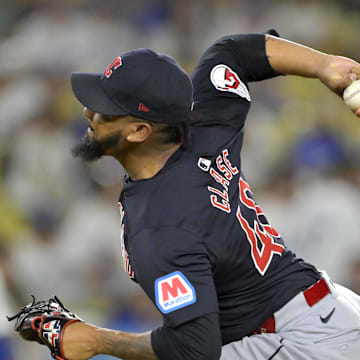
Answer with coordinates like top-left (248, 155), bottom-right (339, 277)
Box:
top-left (71, 49), bottom-right (193, 124)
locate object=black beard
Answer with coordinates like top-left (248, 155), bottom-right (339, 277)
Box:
top-left (71, 132), bottom-right (121, 162)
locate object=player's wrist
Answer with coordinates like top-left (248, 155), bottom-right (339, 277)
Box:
top-left (315, 53), bottom-right (332, 80)
top-left (62, 322), bottom-right (100, 360)
top-left (317, 54), bottom-right (360, 96)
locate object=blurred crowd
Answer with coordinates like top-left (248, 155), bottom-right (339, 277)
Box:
top-left (0, 1), bottom-right (360, 359)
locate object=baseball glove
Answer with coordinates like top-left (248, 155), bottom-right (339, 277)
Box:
top-left (7, 295), bottom-right (82, 360)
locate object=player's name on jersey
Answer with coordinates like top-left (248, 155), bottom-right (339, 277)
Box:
top-left (202, 148), bottom-right (239, 214)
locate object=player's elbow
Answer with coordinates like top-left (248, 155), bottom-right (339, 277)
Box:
top-left (197, 334), bottom-right (222, 360)
top-left (184, 312), bottom-right (222, 360)
top-left (174, 329), bottom-right (221, 360)
top-left (152, 313), bottom-right (222, 360)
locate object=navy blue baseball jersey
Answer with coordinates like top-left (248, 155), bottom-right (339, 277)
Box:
top-left (118, 34), bottom-right (320, 345)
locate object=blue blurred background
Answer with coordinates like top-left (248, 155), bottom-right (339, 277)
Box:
top-left (0, 1), bottom-right (360, 359)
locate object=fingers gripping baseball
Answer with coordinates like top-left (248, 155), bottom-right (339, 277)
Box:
top-left (352, 67), bottom-right (360, 78)
top-left (345, 68), bottom-right (360, 117)
top-left (318, 55), bottom-right (360, 116)
top-left (319, 56), bottom-right (358, 93)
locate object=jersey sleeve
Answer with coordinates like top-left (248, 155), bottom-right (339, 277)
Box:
top-left (130, 227), bottom-right (218, 328)
top-left (191, 32), bottom-right (280, 130)
top-left (151, 312), bottom-right (221, 360)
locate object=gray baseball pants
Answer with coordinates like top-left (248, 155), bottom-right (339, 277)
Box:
top-left (221, 274), bottom-right (360, 359)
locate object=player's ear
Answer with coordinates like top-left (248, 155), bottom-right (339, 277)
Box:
top-left (125, 120), bottom-right (153, 143)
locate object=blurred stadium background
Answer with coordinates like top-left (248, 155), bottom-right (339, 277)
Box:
top-left (0, 1), bottom-right (360, 359)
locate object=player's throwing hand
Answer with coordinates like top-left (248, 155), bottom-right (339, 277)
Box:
top-left (317, 55), bottom-right (360, 116)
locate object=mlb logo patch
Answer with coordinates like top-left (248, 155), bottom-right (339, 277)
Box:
top-left (198, 157), bottom-right (211, 172)
top-left (155, 271), bottom-right (196, 313)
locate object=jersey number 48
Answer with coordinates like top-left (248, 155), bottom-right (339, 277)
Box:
top-left (236, 178), bottom-right (284, 276)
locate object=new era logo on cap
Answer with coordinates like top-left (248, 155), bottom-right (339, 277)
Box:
top-left (138, 103), bottom-right (150, 112)
top-left (155, 271), bottom-right (196, 313)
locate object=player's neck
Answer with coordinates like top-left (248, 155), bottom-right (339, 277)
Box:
top-left (115, 143), bottom-right (181, 181)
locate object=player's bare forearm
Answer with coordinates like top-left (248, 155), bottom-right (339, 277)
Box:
top-left (265, 34), bottom-right (360, 115)
top-left (62, 322), bottom-right (157, 360)
top-left (98, 329), bottom-right (156, 360)
top-left (265, 35), bottom-right (328, 78)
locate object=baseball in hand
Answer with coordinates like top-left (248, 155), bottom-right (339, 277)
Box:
top-left (343, 79), bottom-right (360, 111)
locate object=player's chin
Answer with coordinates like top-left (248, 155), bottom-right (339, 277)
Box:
top-left (355, 108), bottom-right (360, 117)
top-left (71, 134), bottom-right (104, 162)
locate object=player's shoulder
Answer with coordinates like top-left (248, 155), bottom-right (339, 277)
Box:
top-left (190, 35), bottom-right (257, 130)
top-left (191, 34), bottom-right (250, 95)
top-left (194, 34), bottom-right (242, 65)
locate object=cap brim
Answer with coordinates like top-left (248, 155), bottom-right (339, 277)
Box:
top-left (71, 72), bottom-right (128, 116)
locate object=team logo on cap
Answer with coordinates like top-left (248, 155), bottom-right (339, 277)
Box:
top-left (155, 271), bottom-right (196, 313)
top-left (105, 57), bottom-right (122, 79)
top-left (210, 64), bottom-right (251, 101)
